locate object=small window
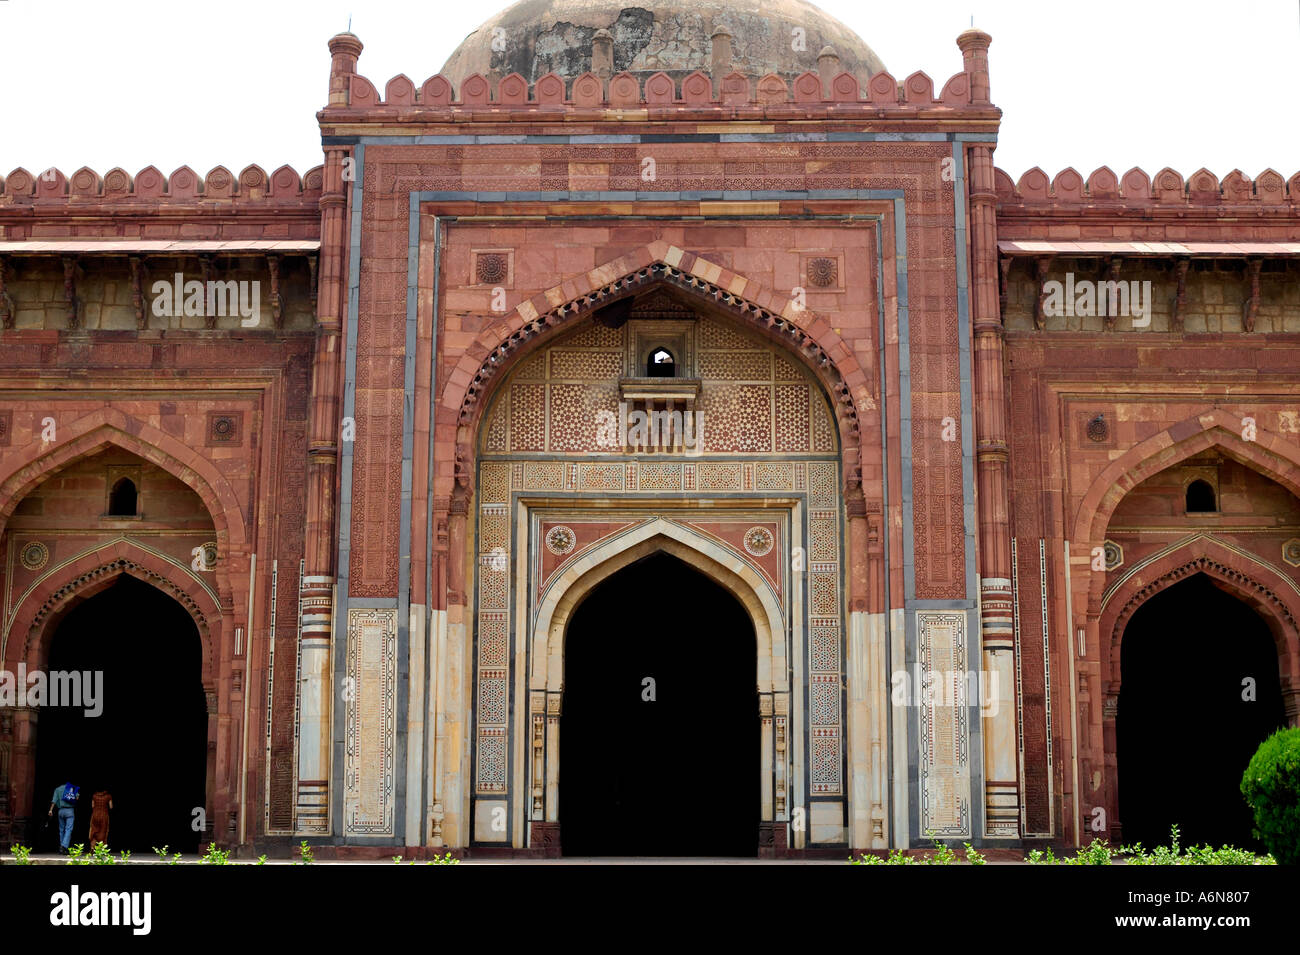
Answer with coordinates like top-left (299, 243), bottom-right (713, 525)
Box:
top-left (1185, 479), bottom-right (1216, 513)
top-left (647, 347), bottom-right (676, 378)
top-left (108, 478), bottom-right (138, 516)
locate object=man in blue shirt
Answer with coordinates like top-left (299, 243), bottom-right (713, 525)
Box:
top-left (48, 782), bottom-right (79, 853)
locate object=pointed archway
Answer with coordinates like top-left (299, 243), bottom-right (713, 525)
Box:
top-left (1070, 411), bottom-right (1300, 843)
top-left (1116, 573), bottom-right (1286, 848)
top-left (525, 518), bottom-right (792, 854)
top-left (34, 575), bottom-right (209, 853)
top-left (0, 440), bottom-right (226, 847)
top-left (560, 551), bottom-right (759, 856)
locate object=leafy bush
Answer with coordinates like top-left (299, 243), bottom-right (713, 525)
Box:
top-left (200, 843), bottom-right (230, 865)
top-left (1064, 838), bottom-right (1116, 865)
top-left (1240, 726), bottom-right (1300, 865)
top-left (393, 852), bottom-right (461, 865)
top-left (1023, 826), bottom-right (1275, 865)
top-left (850, 839), bottom-right (984, 865)
top-left (295, 840), bottom-right (315, 866)
top-left (66, 842), bottom-right (126, 865)
top-left (152, 845), bottom-right (181, 865)
top-left (10, 844), bottom-right (32, 865)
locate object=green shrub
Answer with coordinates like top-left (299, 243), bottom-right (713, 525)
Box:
top-left (295, 840), bottom-right (315, 865)
top-left (200, 843), bottom-right (230, 865)
top-left (10, 844), bottom-right (32, 865)
top-left (850, 839), bottom-right (978, 865)
top-left (1063, 838), bottom-right (1115, 865)
top-left (1021, 826), bottom-right (1276, 865)
top-left (1240, 726), bottom-right (1300, 865)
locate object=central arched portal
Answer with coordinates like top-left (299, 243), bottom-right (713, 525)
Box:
top-left (560, 552), bottom-right (760, 856)
top-left (34, 575), bottom-right (208, 853)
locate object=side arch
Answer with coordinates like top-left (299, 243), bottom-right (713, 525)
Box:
top-left (531, 517), bottom-right (788, 695)
top-left (0, 409), bottom-right (248, 611)
top-left (0, 408), bottom-right (249, 554)
top-left (6, 537), bottom-right (222, 686)
top-left (0, 539), bottom-right (222, 829)
top-left (1099, 534), bottom-right (1300, 697)
top-left (1073, 409), bottom-right (1300, 548)
top-left (443, 241), bottom-right (867, 456)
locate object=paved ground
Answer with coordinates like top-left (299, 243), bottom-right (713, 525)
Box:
top-left (2, 851), bottom-right (1025, 865)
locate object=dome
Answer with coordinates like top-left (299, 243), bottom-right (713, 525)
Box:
top-left (439, 0), bottom-right (887, 90)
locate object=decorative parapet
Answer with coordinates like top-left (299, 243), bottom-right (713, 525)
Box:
top-left (0, 164), bottom-right (324, 205)
top-left (995, 165), bottom-right (1299, 207)
top-left (326, 66), bottom-right (984, 114)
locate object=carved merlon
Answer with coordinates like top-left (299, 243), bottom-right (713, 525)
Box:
top-left (998, 164), bottom-right (1299, 208)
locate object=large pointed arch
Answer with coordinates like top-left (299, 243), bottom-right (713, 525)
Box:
top-left (0, 408), bottom-right (248, 610)
top-left (4, 536), bottom-right (222, 684)
top-left (0, 408), bottom-right (247, 551)
top-left (1072, 409), bottom-right (1300, 550)
top-left (531, 517), bottom-right (788, 695)
top-left (444, 241), bottom-right (867, 457)
top-left (1099, 533), bottom-right (1300, 693)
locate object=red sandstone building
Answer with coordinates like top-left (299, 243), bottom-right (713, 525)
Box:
top-left (1, 0), bottom-right (1296, 857)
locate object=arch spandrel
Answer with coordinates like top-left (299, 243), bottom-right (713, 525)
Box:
top-left (1073, 409), bottom-right (1300, 550)
top-left (1099, 534), bottom-right (1300, 692)
top-left (532, 519), bottom-right (787, 695)
top-left (476, 304), bottom-right (842, 458)
top-left (5, 536), bottom-right (221, 684)
top-left (447, 244), bottom-right (866, 460)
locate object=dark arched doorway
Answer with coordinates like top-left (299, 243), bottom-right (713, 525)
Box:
top-left (1117, 573), bottom-right (1285, 849)
top-left (560, 552), bottom-right (759, 856)
top-left (34, 575), bottom-right (208, 853)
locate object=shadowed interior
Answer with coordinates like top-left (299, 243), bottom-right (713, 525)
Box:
top-left (560, 551), bottom-right (759, 856)
top-left (1118, 573), bottom-right (1285, 850)
top-left (35, 575), bottom-right (207, 853)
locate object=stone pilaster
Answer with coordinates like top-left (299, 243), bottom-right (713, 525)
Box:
top-left (295, 32), bottom-right (359, 834)
top-left (962, 40), bottom-right (1021, 834)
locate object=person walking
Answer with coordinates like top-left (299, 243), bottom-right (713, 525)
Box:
top-left (47, 781), bottom-right (80, 853)
top-left (88, 790), bottom-right (113, 849)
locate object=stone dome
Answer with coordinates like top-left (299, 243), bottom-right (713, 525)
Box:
top-left (439, 0), bottom-right (886, 90)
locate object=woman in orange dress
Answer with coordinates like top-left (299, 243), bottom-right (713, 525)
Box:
top-left (88, 791), bottom-right (113, 848)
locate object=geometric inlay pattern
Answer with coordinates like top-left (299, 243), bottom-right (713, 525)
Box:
top-left (481, 315), bottom-right (838, 458)
top-left (917, 610), bottom-right (971, 837)
top-left (343, 607), bottom-right (398, 836)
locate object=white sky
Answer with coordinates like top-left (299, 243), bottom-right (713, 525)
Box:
top-left (2, 0), bottom-right (1297, 184)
